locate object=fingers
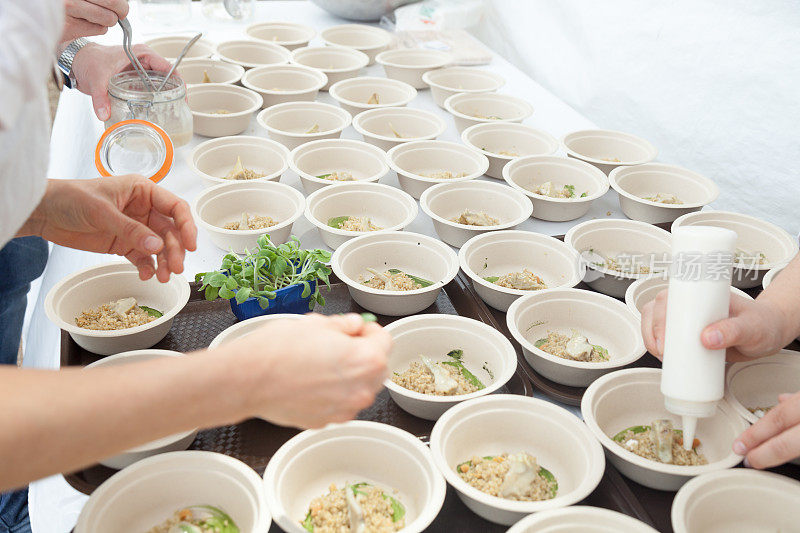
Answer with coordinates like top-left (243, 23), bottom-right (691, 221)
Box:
top-left (651, 290), bottom-right (668, 356)
top-left (132, 45), bottom-right (173, 74)
top-left (746, 424), bottom-right (800, 469)
top-left (65, 0), bottom-right (118, 28)
top-left (62, 16), bottom-right (108, 41)
top-left (147, 184), bottom-right (197, 252)
top-left (701, 316), bottom-right (747, 350)
top-left (91, 90), bottom-right (113, 122)
top-left (102, 202), bottom-right (164, 257)
top-left (323, 313), bottom-right (368, 336)
top-left (640, 300), bottom-right (660, 359)
top-left (125, 251), bottom-right (156, 280)
top-left (147, 211), bottom-right (186, 276)
top-left (734, 392), bottom-right (800, 468)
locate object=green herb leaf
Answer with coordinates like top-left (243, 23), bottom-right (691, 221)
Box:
top-left (139, 306), bottom-right (162, 318)
top-left (592, 344), bottom-right (609, 361)
top-left (483, 276), bottom-right (499, 283)
top-left (612, 425), bottom-right (650, 443)
top-left (386, 269), bottom-right (434, 287)
top-left (538, 467), bottom-right (558, 498)
top-left (349, 482), bottom-right (369, 496)
top-left (235, 287), bottom-right (252, 304)
top-left (580, 192), bottom-right (588, 198)
top-left (327, 216), bottom-right (350, 229)
top-left (564, 184), bottom-right (576, 198)
top-left (191, 505), bottom-right (240, 533)
top-left (361, 312), bottom-right (378, 322)
top-left (316, 173), bottom-right (332, 179)
top-left (534, 338), bottom-right (548, 348)
top-left (382, 493), bottom-right (405, 523)
top-left (204, 285), bottom-right (219, 301)
top-left (302, 511), bottom-right (314, 532)
top-left (442, 349), bottom-right (485, 389)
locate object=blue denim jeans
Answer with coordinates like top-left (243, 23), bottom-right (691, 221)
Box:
top-left (0, 237), bottom-right (48, 533)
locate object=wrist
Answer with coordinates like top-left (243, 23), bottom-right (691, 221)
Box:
top-left (15, 180), bottom-right (56, 239)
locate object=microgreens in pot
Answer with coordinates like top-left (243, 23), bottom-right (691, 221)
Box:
top-left (195, 234), bottom-right (332, 310)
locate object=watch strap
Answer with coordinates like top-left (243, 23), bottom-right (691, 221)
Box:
top-left (57, 38), bottom-right (89, 89)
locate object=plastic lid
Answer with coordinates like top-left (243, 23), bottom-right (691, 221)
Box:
top-left (95, 119), bottom-right (174, 183)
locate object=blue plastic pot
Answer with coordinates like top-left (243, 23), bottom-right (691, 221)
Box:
top-left (229, 279), bottom-right (317, 321)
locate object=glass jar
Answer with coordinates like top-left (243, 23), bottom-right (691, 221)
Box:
top-left (201, 0), bottom-right (254, 22)
top-left (106, 70), bottom-right (193, 148)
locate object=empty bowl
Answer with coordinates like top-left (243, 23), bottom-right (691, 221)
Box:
top-left (290, 45), bottom-right (369, 90)
top-left (671, 211), bottom-right (799, 289)
top-left (86, 350), bottom-right (197, 469)
top-left (503, 155), bottom-right (610, 221)
top-left (459, 230), bottom-right (585, 312)
top-left (353, 107), bottom-right (447, 151)
top-left (245, 21), bottom-right (316, 50)
top-left (507, 506), bottom-right (658, 533)
top-left (725, 350), bottom-right (800, 427)
top-left (320, 24), bottom-right (392, 65)
top-left (386, 140), bottom-right (490, 199)
top-left (257, 101), bottom-right (351, 150)
top-left (216, 39), bottom-right (291, 69)
top-left (429, 395), bottom-right (605, 525)
top-left (209, 314), bottom-right (304, 348)
top-left (625, 275), bottom-right (753, 318)
top-left (177, 58), bottom-right (245, 86)
top-left (44, 262), bottom-right (189, 356)
top-left (461, 123), bottom-right (559, 179)
top-left (419, 180), bottom-right (533, 248)
top-left (444, 92), bottom-right (533, 134)
top-left (383, 314), bottom-right (518, 420)
top-left (189, 135), bottom-right (289, 187)
top-left (581, 368), bottom-right (748, 491)
top-left (191, 181), bottom-right (305, 253)
top-left (241, 64), bottom-right (327, 108)
top-left (564, 219), bottom-right (672, 298)
top-left (375, 48), bottom-right (453, 89)
top-left (329, 76), bottom-right (417, 116)
top-left (144, 35), bottom-right (215, 61)
top-left (562, 129), bottom-right (657, 175)
top-left (609, 163), bottom-right (720, 224)
top-left (304, 182), bottom-right (418, 250)
top-left (187, 83), bottom-right (262, 137)
top-left (507, 288), bottom-right (645, 387)
top-left (289, 138), bottom-right (389, 195)
top-left (330, 231), bottom-right (459, 316)
top-left (75, 451), bottom-right (269, 533)
top-left (422, 67), bottom-right (505, 108)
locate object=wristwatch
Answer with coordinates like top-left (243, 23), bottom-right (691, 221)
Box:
top-left (57, 38), bottom-right (89, 89)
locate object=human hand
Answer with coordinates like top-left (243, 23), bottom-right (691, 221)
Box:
top-left (61, 0), bottom-right (129, 42)
top-left (226, 314), bottom-right (391, 429)
top-left (733, 391), bottom-right (800, 468)
top-left (641, 291), bottom-right (788, 362)
top-left (20, 176), bottom-right (196, 282)
top-left (71, 43), bottom-right (171, 122)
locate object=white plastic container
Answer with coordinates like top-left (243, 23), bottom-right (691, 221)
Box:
top-left (245, 21), bottom-right (316, 50)
top-left (216, 39), bottom-right (291, 70)
top-left (187, 84), bottom-right (262, 137)
top-left (288, 138), bottom-right (389, 195)
top-left (461, 123), bottom-right (559, 179)
top-left (177, 58), bottom-right (245, 86)
top-left (256, 101), bottom-right (351, 150)
top-left (144, 36), bottom-right (215, 62)
top-left (320, 24), bottom-right (392, 65)
top-left (329, 76), bottom-right (417, 116)
top-left (290, 46), bottom-right (370, 90)
top-left (444, 92), bottom-right (533, 134)
top-left (375, 48), bottom-right (453, 89)
top-left (189, 135), bottom-right (289, 188)
top-left (562, 129), bottom-right (658, 175)
top-left (352, 107), bottom-right (447, 151)
top-left (422, 67), bottom-right (505, 108)
top-left (241, 64), bottom-right (327, 109)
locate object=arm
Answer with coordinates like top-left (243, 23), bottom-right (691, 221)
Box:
top-left (0, 314), bottom-right (390, 491)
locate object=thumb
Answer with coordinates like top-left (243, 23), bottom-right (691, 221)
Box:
top-left (91, 90), bottom-right (112, 122)
top-left (701, 316), bottom-right (749, 350)
top-left (103, 205), bottom-right (164, 256)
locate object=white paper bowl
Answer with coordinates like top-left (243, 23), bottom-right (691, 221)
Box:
top-left (386, 140), bottom-right (490, 199)
top-left (177, 58), bottom-right (245, 86)
top-left (241, 64), bottom-right (327, 109)
top-left (564, 219), bottom-right (672, 298)
top-left (320, 24), bottom-right (392, 65)
top-left (304, 182), bottom-right (418, 250)
top-left (725, 350), bottom-right (800, 425)
top-left (503, 155), bottom-right (610, 221)
top-left (75, 451), bottom-right (269, 533)
top-left (209, 314), bottom-right (304, 348)
top-left (562, 129), bottom-right (658, 175)
top-left (290, 46), bottom-right (369, 90)
top-left (609, 163), bottom-right (720, 224)
top-left (459, 230), bottom-right (585, 312)
top-left (419, 180), bottom-right (533, 248)
top-left (187, 83), bottom-right (262, 137)
top-left (44, 262), bottom-right (189, 356)
top-left (422, 67), bottom-right (505, 108)
top-left (624, 275), bottom-right (753, 318)
top-left (671, 469), bottom-right (800, 533)
top-left (507, 288), bottom-right (645, 387)
top-left (353, 107), bottom-right (447, 151)
top-left (444, 92), bottom-right (533, 134)
top-left (581, 368), bottom-right (748, 491)
top-left (189, 135), bottom-right (289, 188)
top-left (762, 265), bottom-right (784, 289)
top-left (192, 181), bottom-right (305, 253)
top-left (264, 421), bottom-right (445, 533)
top-left (383, 314), bottom-right (517, 420)
top-left (144, 36), bottom-right (215, 61)
top-left (375, 48), bottom-right (453, 89)
top-left (330, 231), bottom-right (459, 316)
top-left (430, 395), bottom-right (605, 525)
top-left (671, 211), bottom-right (799, 289)
top-left (245, 21), bottom-right (316, 50)
top-left (86, 350), bottom-right (197, 469)
top-left (507, 506), bottom-right (658, 533)
top-left (329, 76), bottom-right (417, 116)
top-left (289, 138), bottom-right (389, 195)
top-left (216, 39), bottom-right (291, 70)
top-left (461, 123), bottom-right (559, 179)
top-left (257, 101), bottom-right (351, 150)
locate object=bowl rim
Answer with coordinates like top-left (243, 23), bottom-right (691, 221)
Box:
top-left (245, 21), bottom-right (317, 46)
top-left (329, 76), bottom-right (417, 110)
top-left (609, 162), bottom-right (720, 209)
top-left (724, 349), bottom-right (800, 425)
top-left (352, 106), bottom-right (447, 143)
top-left (624, 274), bottom-right (753, 318)
top-left (444, 92), bottom-right (534, 124)
top-left (561, 128), bottom-right (658, 166)
top-left (382, 314), bottom-right (519, 403)
top-left (581, 367), bottom-right (748, 476)
top-left (290, 45), bottom-right (370, 73)
top-left (187, 83), bottom-right (263, 118)
top-left (178, 58), bottom-right (245, 83)
top-left (288, 138), bottom-right (390, 186)
top-left (44, 261), bottom-right (190, 338)
top-left (461, 122), bottom-right (559, 161)
top-left (507, 505), bottom-right (659, 533)
top-left (190, 180), bottom-right (306, 237)
top-left (458, 230), bottom-right (587, 298)
top-left (241, 63), bottom-right (327, 95)
top-left (256, 101), bottom-right (352, 139)
top-left (330, 231), bottom-right (460, 296)
top-left (762, 264), bottom-right (787, 288)
top-left (209, 313), bottom-right (305, 349)
top-left (375, 48), bottom-right (453, 69)
top-left (189, 135), bottom-right (290, 184)
top-left (502, 154), bottom-right (610, 204)
top-left (506, 287), bottom-right (646, 370)
top-left (421, 66), bottom-right (505, 92)
top-left (143, 35), bottom-right (216, 58)
top-left (319, 23), bottom-right (393, 51)
top-left (385, 140), bottom-right (490, 184)
top-left (304, 182), bottom-right (419, 237)
top-left (216, 38), bottom-right (292, 68)
top-left (419, 180), bottom-right (533, 232)
top-left (429, 394), bottom-right (606, 513)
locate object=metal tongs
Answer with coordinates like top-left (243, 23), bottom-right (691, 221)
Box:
top-left (119, 17), bottom-right (157, 92)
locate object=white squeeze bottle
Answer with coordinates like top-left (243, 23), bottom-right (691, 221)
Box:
top-left (661, 226), bottom-right (738, 450)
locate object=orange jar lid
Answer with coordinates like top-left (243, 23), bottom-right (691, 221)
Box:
top-left (95, 119), bottom-right (174, 183)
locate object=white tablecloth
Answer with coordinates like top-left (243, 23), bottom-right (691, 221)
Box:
top-left (26, 2), bottom-right (625, 530)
